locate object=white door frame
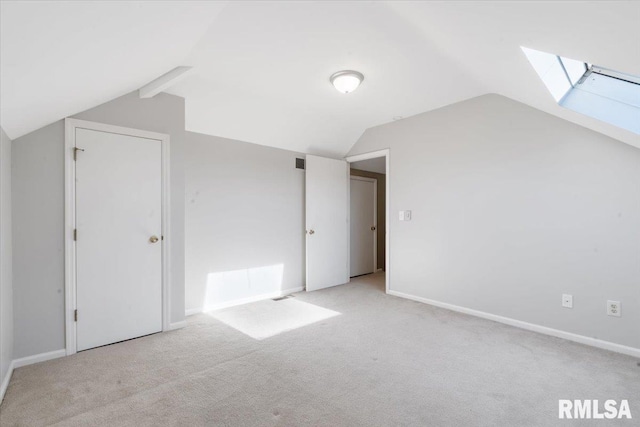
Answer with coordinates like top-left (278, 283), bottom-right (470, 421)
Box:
top-left (64, 118), bottom-right (171, 355)
top-left (345, 149), bottom-right (390, 293)
top-left (349, 175), bottom-right (377, 276)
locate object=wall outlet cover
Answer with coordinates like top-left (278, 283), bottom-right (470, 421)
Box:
top-left (607, 300), bottom-right (621, 317)
top-left (405, 210), bottom-right (412, 221)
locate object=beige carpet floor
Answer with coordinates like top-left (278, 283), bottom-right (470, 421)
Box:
top-left (1, 273), bottom-right (638, 426)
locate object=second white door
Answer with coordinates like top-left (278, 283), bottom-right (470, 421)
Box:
top-left (350, 177), bottom-right (376, 277)
top-left (75, 127), bottom-right (163, 351)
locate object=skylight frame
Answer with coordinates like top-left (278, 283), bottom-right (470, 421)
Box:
top-left (591, 66), bottom-right (640, 86)
top-left (522, 46), bottom-right (640, 134)
top-left (559, 57), bottom-right (588, 87)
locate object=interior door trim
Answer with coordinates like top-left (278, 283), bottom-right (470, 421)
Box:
top-left (345, 149), bottom-right (390, 294)
top-left (64, 118), bottom-right (171, 356)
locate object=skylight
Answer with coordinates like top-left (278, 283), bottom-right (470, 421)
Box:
top-left (522, 47), bottom-right (640, 134)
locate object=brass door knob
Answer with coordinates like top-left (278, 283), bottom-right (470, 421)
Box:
top-left (371, 226), bottom-right (376, 231)
top-left (149, 235), bottom-right (159, 243)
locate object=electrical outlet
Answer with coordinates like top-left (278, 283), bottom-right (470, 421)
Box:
top-left (562, 294), bottom-right (573, 309)
top-left (607, 300), bottom-right (621, 317)
top-left (405, 210), bottom-right (412, 221)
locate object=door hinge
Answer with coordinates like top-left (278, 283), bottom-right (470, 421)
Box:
top-left (73, 229), bottom-right (77, 241)
top-left (74, 309), bottom-right (78, 322)
top-left (73, 147), bottom-right (85, 161)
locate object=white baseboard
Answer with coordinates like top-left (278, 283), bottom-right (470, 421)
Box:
top-left (2, 348), bottom-right (67, 401)
top-left (168, 320), bottom-right (187, 331)
top-left (388, 290), bottom-right (640, 359)
top-left (186, 286), bottom-right (305, 316)
top-left (0, 360), bottom-right (15, 403)
top-left (13, 349), bottom-right (67, 369)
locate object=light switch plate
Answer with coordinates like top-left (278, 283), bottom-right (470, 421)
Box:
top-left (562, 294), bottom-right (573, 308)
top-left (399, 211), bottom-right (405, 221)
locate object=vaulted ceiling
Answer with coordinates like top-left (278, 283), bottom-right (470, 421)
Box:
top-left (0, 1), bottom-right (226, 139)
top-left (2, 1), bottom-right (639, 156)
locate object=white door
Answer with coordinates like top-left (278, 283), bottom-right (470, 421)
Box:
top-left (75, 128), bottom-right (162, 351)
top-left (305, 155), bottom-right (349, 291)
top-left (350, 177), bottom-right (376, 277)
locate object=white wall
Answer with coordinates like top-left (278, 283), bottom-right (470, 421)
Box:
top-left (348, 94), bottom-right (640, 350)
top-left (11, 92), bottom-right (186, 358)
top-left (185, 132), bottom-right (305, 313)
top-left (0, 127), bottom-right (13, 393)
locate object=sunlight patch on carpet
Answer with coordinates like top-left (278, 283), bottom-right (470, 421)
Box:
top-left (208, 298), bottom-right (340, 340)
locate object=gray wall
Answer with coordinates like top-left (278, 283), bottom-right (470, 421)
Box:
top-left (11, 92), bottom-right (186, 358)
top-left (350, 168), bottom-right (385, 270)
top-left (348, 94), bottom-right (640, 349)
top-left (1, 127), bottom-right (13, 385)
top-left (185, 131), bottom-right (305, 313)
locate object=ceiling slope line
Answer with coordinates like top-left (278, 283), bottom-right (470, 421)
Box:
top-left (139, 66), bottom-right (194, 99)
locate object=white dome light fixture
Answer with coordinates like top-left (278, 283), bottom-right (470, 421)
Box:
top-left (330, 70), bottom-right (364, 94)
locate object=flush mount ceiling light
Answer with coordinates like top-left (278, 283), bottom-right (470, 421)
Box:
top-left (330, 70), bottom-right (364, 94)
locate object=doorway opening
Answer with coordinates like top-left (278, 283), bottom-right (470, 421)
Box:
top-left (345, 150), bottom-right (389, 294)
